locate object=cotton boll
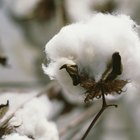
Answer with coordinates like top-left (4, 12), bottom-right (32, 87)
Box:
top-left (44, 23), bottom-right (88, 61)
top-left (10, 96), bottom-right (50, 132)
top-left (43, 13), bottom-right (140, 104)
top-left (43, 58), bottom-right (86, 104)
top-left (3, 133), bottom-right (32, 140)
top-left (10, 95), bottom-right (59, 139)
top-left (83, 14), bottom-right (140, 81)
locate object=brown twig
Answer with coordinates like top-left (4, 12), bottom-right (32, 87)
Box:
top-left (81, 89), bottom-right (117, 140)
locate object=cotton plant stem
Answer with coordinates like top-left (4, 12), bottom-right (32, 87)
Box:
top-left (59, 102), bottom-right (101, 137)
top-left (81, 90), bottom-right (117, 140)
top-left (81, 107), bottom-right (105, 140)
top-left (70, 110), bottom-right (103, 140)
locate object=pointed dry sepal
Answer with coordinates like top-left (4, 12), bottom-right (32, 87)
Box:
top-left (60, 64), bottom-right (80, 86)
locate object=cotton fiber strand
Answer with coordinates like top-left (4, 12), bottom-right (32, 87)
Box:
top-left (43, 13), bottom-right (140, 103)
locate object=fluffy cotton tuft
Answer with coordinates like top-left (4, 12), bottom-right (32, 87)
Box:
top-left (9, 96), bottom-right (59, 140)
top-left (3, 133), bottom-right (32, 140)
top-left (0, 92), bottom-right (37, 122)
top-left (43, 13), bottom-right (140, 103)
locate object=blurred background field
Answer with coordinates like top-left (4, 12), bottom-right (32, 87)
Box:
top-left (1, 0), bottom-right (140, 140)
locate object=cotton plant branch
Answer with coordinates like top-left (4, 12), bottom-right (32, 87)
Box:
top-left (70, 102), bottom-right (116, 140)
top-left (60, 52), bottom-right (128, 140)
top-left (81, 91), bottom-right (117, 140)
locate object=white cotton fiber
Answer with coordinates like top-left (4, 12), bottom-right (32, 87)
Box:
top-left (43, 13), bottom-right (140, 103)
top-left (9, 95), bottom-right (59, 140)
top-left (3, 133), bottom-right (32, 140)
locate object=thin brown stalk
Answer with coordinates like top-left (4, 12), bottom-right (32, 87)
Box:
top-left (81, 90), bottom-right (117, 140)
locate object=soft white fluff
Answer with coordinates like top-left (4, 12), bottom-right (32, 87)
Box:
top-left (9, 96), bottom-right (59, 140)
top-left (0, 92), bottom-right (59, 140)
top-left (43, 13), bottom-right (140, 103)
top-left (3, 133), bottom-right (32, 140)
top-left (0, 92), bottom-right (37, 122)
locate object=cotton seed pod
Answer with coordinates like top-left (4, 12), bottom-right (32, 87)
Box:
top-left (43, 13), bottom-right (140, 104)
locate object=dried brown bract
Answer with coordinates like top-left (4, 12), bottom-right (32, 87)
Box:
top-left (60, 52), bottom-right (128, 103)
top-left (82, 79), bottom-right (127, 103)
top-left (60, 64), bottom-right (80, 86)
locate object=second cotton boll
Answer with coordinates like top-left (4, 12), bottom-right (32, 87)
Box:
top-left (43, 13), bottom-right (140, 104)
